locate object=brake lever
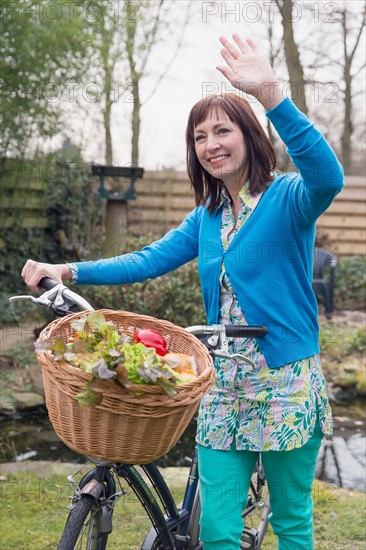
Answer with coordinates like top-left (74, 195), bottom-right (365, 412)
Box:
top-left (213, 351), bottom-right (256, 369)
top-left (207, 325), bottom-right (256, 369)
top-left (9, 285), bottom-right (65, 309)
top-left (9, 284), bottom-right (93, 315)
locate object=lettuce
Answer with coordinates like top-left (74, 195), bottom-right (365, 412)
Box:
top-left (35, 313), bottom-right (183, 405)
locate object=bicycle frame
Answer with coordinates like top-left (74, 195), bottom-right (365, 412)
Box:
top-left (72, 447), bottom-right (200, 549)
top-left (68, 446), bottom-right (269, 550)
top-left (10, 279), bottom-right (270, 549)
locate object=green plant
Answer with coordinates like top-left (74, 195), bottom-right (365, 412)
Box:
top-left (346, 327), bottom-right (366, 354)
top-left (0, 149), bottom-right (103, 323)
top-left (334, 256), bottom-right (366, 310)
top-left (43, 145), bottom-right (104, 264)
top-left (81, 234), bottom-right (206, 327)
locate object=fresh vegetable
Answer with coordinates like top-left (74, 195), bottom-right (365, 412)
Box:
top-left (162, 353), bottom-right (197, 376)
top-left (35, 312), bottom-right (196, 406)
top-left (134, 329), bottom-right (168, 356)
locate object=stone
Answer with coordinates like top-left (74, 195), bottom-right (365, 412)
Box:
top-left (332, 436), bottom-right (366, 490)
top-left (16, 450), bottom-right (38, 462)
top-left (343, 363), bottom-right (361, 373)
top-left (356, 370), bottom-right (366, 396)
top-left (0, 398), bottom-right (15, 414)
top-left (346, 311), bottom-right (366, 325)
top-left (12, 392), bottom-right (44, 410)
top-left (332, 387), bottom-right (354, 401)
top-left (316, 435), bottom-right (366, 492)
top-left (347, 434), bottom-right (366, 468)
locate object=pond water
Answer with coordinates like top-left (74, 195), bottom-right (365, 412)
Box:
top-left (1, 406), bottom-right (365, 492)
top-left (0, 408), bottom-right (197, 468)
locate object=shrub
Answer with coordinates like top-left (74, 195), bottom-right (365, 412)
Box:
top-left (334, 256), bottom-right (366, 310)
top-left (346, 327), bottom-right (366, 354)
top-left (82, 247), bottom-right (366, 322)
top-left (1, 147), bottom-right (103, 323)
top-left (81, 234), bottom-right (206, 328)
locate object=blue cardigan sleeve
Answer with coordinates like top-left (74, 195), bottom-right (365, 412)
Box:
top-left (266, 98), bottom-right (345, 226)
top-left (74, 206), bottom-right (202, 285)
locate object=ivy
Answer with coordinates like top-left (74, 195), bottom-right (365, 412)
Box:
top-left (1, 146), bottom-right (103, 323)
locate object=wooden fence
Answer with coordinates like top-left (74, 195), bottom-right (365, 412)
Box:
top-left (0, 169), bottom-right (47, 258)
top-left (1, 167), bottom-right (365, 256)
top-left (130, 172), bottom-right (366, 256)
top-left (316, 176), bottom-right (365, 255)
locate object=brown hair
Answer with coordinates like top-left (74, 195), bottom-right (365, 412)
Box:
top-left (186, 93), bottom-right (277, 213)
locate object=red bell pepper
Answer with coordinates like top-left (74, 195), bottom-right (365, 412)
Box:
top-left (134, 329), bottom-right (168, 356)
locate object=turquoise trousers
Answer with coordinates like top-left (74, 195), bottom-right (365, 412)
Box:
top-left (197, 420), bottom-right (323, 550)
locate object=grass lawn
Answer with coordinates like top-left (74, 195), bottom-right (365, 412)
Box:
top-left (0, 468), bottom-right (365, 549)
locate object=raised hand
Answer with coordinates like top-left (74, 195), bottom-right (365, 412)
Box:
top-left (216, 35), bottom-right (283, 110)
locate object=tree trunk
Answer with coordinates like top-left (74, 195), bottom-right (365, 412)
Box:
top-left (101, 26), bottom-right (114, 166)
top-left (278, 0), bottom-right (308, 115)
top-left (103, 95), bottom-right (113, 165)
top-left (267, 119), bottom-right (275, 147)
top-left (131, 80), bottom-right (141, 165)
top-left (341, 60), bottom-right (352, 174)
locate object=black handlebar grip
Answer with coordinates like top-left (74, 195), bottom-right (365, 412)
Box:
top-left (38, 277), bottom-right (59, 290)
top-left (225, 325), bottom-right (268, 338)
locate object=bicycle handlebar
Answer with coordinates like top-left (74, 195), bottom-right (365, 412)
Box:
top-left (9, 279), bottom-right (267, 366)
top-left (226, 324), bottom-right (267, 338)
top-left (38, 277), bottom-right (59, 290)
top-left (186, 324), bottom-right (267, 339)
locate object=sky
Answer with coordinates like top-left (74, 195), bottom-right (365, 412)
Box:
top-left (51, 0), bottom-right (365, 171)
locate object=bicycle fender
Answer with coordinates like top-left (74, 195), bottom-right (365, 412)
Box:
top-left (80, 479), bottom-right (106, 499)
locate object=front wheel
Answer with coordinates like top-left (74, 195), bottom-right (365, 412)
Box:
top-left (57, 495), bottom-right (109, 550)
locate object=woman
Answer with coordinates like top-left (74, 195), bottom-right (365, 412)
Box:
top-left (22, 35), bottom-right (344, 549)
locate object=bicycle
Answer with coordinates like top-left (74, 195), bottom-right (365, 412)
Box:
top-left (10, 278), bottom-right (271, 549)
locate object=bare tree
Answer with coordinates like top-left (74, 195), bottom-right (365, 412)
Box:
top-left (274, 0), bottom-right (308, 114)
top-left (338, 3), bottom-right (366, 173)
top-left (82, 0), bottom-right (191, 256)
top-left (265, 10), bottom-right (282, 145)
top-left (299, 1), bottom-right (366, 173)
top-left (253, 3), bottom-right (293, 171)
top-left (87, 0), bottom-right (191, 165)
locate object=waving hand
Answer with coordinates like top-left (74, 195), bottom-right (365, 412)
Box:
top-left (217, 35), bottom-right (283, 110)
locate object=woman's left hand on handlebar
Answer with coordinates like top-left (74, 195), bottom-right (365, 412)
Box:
top-left (216, 35), bottom-right (283, 110)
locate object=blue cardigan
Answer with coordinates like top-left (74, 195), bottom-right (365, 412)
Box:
top-left (75, 98), bottom-right (344, 368)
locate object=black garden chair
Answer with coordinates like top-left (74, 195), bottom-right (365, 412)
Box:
top-left (312, 247), bottom-right (338, 319)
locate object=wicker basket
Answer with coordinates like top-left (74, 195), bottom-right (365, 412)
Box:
top-left (35, 309), bottom-right (214, 464)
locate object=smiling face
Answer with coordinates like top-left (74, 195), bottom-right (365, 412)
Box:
top-left (186, 94), bottom-right (276, 213)
top-left (193, 111), bottom-right (248, 191)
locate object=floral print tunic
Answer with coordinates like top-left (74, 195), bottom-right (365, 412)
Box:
top-left (196, 183), bottom-right (333, 452)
